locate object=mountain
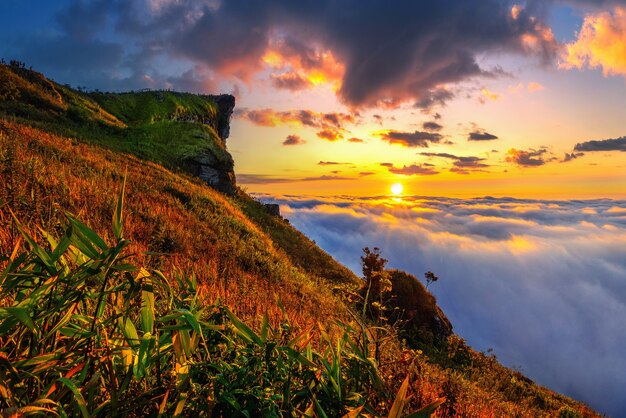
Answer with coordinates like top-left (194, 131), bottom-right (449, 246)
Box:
top-left (0, 62), bottom-right (600, 417)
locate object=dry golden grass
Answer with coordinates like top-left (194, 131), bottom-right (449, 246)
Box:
top-left (0, 119), bottom-right (349, 333)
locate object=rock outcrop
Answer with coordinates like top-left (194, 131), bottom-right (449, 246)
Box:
top-left (209, 94), bottom-right (235, 141)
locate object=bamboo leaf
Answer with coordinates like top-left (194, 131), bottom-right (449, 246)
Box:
top-left (139, 269), bottom-right (155, 334)
top-left (225, 308), bottom-right (262, 346)
top-left (57, 377), bottom-right (90, 418)
top-left (388, 375), bottom-right (410, 418)
top-left (4, 306), bottom-right (37, 334)
top-left (405, 398), bottom-right (446, 418)
top-left (342, 405), bottom-right (365, 418)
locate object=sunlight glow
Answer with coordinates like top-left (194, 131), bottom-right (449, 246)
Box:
top-left (391, 183), bottom-right (403, 195)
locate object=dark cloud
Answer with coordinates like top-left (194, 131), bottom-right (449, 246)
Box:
top-left (318, 161), bottom-right (351, 166)
top-left (574, 136), bottom-right (626, 152)
top-left (261, 194), bottom-right (626, 417)
top-left (379, 130), bottom-right (442, 148)
top-left (283, 134), bottom-right (305, 146)
top-left (271, 72), bottom-right (313, 90)
top-left (6, 0), bottom-right (560, 107)
top-left (469, 131), bottom-right (499, 141)
top-left (388, 164), bottom-right (439, 176)
top-left (506, 148), bottom-right (550, 167)
top-left (421, 152), bottom-right (490, 170)
top-left (414, 89), bottom-right (456, 111)
top-left (237, 173), bottom-right (351, 184)
top-left (423, 121), bottom-right (444, 131)
top-left (379, 162), bottom-right (393, 167)
top-left (562, 152), bottom-right (584, 162)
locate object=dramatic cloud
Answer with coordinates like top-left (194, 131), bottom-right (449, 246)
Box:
top-left (561, 6), bottom-right (626, 77)
top-left (6, 0), bottom-right (560, 107)
top-left (468, 131), bottom-right (499, 141)
top-left (256, 194), bottom-right (626, 417)
top-left (283, 134), bottom-right (305, 146)
top-left (388, 164), bottom-right (439, 176)
top-left (378, 130), bottom-right (442, 148)
top-left (506, 148), bottom-right (551, 166)
top-left (574, 136), bottom-right (626, 151)
top-left (422, 121), bottom-right (444, 132)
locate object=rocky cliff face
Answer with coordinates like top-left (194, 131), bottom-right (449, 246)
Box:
top-left (209, 94), bottom-right (235, 141)
top-left (180, 94), bottom-right (236, 194)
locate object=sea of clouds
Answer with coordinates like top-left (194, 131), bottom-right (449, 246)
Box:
top-left (257, 194), bottom-right (626, 416)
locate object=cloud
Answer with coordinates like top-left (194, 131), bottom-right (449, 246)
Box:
top-left (420, 152), bottom-right (490, 170)
top-left (318, 161), bottom-right (351, 166)
top-left (527, 81), bottom-right (545, 92)
top-left (422, 121), bottom-right (444, 132)
top-left (388, 164), bottom-right (439, 176)
top-left (506, 148), bottom-right (550, 166)
top-left (283, 134), bottom-right (305, 146)
top-left (479, 88), bottom-right (500, 103)
top-left (347, 137), bottom-right (365, 143)
top-left (10, 0), bottom-right (561, 108)
top-left (468, 131), bottom-right (499, 141)
top-left (574, 136), bottom-right (626, 152)
top-left (562, 152), bottom-right (585, 162)
top-left (379, 162), bottom-right (394, 167)
top-left (270, 72), bottom-right (313, 91)
top-left (236, 109), bottom-right (357, 135)
top-left (316, 128), bottom-right (343, 141)
top-left (378, 130), bottom-right (442, 148)
top-left (258, 194), bottom-right (626, 417)
top-left (237, 173), bottom-right (351, 184)
top-left (561, 6), bottom-right (626, 77)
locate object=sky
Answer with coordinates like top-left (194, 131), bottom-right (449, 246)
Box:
top-left (2, 1), bottom-right (626, 415)
top-left (2, 0), bottom-right (626, 198)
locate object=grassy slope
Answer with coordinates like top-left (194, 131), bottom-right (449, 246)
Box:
top-left (0, 64), bottom-right (231, 175)
top-left (0, 65), bottom-right (600, 417)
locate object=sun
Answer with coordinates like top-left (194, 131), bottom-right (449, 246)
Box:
top-left (390, 183), bottom-right (403, 195)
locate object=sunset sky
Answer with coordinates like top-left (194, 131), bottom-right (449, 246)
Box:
top-left (2, 0), bottom-right (626, 197)
top-left (2, 2), bottom-right (626, 415)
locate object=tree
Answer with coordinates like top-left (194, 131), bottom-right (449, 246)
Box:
top-left (360, 246), bottom-right (393, 313)
top-left (425, 271), bottom-right (439, 288)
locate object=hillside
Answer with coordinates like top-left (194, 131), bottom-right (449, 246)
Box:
top-left (0, 63), bottom-right (600, 417)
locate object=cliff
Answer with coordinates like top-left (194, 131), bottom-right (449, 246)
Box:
top-left (0, 62), bottom-right (237, 193)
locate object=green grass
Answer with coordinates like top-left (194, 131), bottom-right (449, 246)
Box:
top-left (0, 63), bottom-right (231, 182)
top-left (88, 91), bottom-right (219, 125)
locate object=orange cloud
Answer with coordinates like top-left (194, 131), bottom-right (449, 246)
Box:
top-left (561, 7), bottom-right (626, 77)
top-left (480, 88), bottom-right (500, 102)
top-left (316, 128), bottom-right (343, 141)
top-left (237, 108), bottom-right (357, 129)
top-left (262, 39), bottom-right (345, 90)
